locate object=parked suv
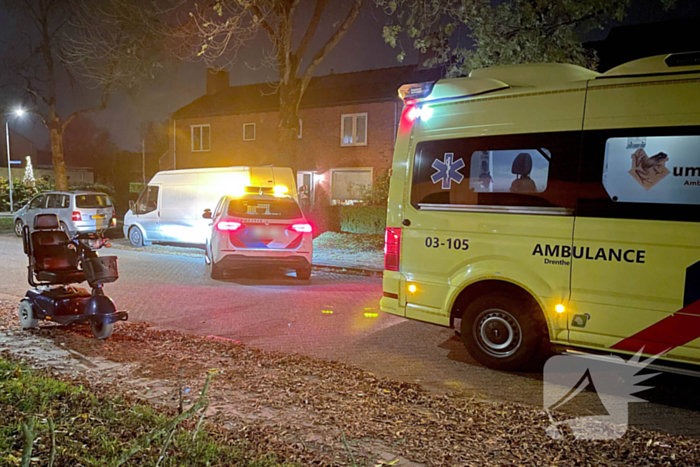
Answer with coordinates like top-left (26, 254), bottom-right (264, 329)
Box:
top-left (13, 191), bottom-right (116, 237)
top-left (204, 193), bottom-right (313, 280)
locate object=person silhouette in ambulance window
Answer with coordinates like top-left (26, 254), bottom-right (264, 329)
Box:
top-left (510, 152), bottom-right (537, 193)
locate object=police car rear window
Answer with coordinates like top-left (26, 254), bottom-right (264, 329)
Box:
top-left (227, 198), bottom-right (302, 219)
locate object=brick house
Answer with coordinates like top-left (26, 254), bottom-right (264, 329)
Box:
top-left (167, 66), bottom-right (441, 209)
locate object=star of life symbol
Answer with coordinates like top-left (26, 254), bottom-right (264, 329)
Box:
top-left (543, 349), bottom-right (661, 440)
top-left (431, 153), bottom-right (465, 190)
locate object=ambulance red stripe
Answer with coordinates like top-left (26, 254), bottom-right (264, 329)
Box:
top-left (610, 299), bottom-right (700, 355)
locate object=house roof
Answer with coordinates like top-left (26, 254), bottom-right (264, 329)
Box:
top-left (173, 65), bottom-right (444, 119)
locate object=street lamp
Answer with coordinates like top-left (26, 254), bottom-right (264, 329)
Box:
top-left (4, 107), bottom-right (25, 213)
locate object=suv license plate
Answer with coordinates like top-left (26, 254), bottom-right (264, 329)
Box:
top-left (92, 214), bottom-right (105, 219)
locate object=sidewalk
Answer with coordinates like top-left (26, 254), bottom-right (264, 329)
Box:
top-left (312, 231), bottom-right (383, 272)
top-left (109, 231), bottom-right (385, 273)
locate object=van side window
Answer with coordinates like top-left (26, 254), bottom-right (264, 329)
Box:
top-left (602, 135), bottom-right (700, 205)
top-left (137, 186), bottom-right (159, 214)
top-left (577, 126), bottom-right (700, 222)
top-left (411, 132), bottom-right (580, 209)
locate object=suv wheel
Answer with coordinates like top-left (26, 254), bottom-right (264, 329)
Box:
top-left (461, 294), bottom-right (543, 371)
top-left (129, 226), bottom-right (144, 247)
top-left (59, 222), bottom-right (72, 238)
top-left (14, 219), bottom-right (23, 237)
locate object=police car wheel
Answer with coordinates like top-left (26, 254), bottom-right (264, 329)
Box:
top-left (296, 265), bottom-right (311, 280)
top-left (461, 294), bottom-right (543, 371)
top-left (209, 260), bottom-right (225, 280)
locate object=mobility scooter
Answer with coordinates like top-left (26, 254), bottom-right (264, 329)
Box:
top-left (19, 213), bottom-right (128, 339)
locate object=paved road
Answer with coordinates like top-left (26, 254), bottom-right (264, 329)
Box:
top-left (2, 233), bottom-right (700, 437)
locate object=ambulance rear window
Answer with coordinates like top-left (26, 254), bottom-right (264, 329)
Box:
top-left (227, 197), bottom-right (302, 219)
top-left (410, 132), bottom-right (580, 209)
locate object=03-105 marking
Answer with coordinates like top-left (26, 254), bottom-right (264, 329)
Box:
top-left (425, 237), bottom-right (469, 250)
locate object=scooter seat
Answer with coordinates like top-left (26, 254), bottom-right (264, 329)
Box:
top-left (37, 269), bottom-right (86, 284)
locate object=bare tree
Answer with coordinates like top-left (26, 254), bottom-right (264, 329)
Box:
top-left (168, 0), bottom-right (366, 167)
top-left (1, 0), bottom-right (161, 190)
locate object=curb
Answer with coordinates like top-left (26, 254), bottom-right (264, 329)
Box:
top-left (312, 263), bottom-right (383, 277)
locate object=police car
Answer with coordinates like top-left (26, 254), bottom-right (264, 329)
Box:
top-left (203, 188), bottom-right (313, 280)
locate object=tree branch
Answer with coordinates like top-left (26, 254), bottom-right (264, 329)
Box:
top-left (299, 0), bottom-right (365, 97)
top-left (294, 0), bottom-right (329, 61)
top-left (61, 85), bottom-right (110, 132)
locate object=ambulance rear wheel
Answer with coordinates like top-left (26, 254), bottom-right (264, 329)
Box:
top-left (461, 294), bottom-right (543, 371)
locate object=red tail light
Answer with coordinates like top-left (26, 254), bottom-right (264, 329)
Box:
top-left (110, 208), bottom-right (117, 227)
top-left (384, 227), bottom-right (401, 271)
top-left (289, 223), bottom-right (312, 233)
top-left (71, 211), bottom-right (82, 222)
top-left (216, 221), bottom-right (242, 231)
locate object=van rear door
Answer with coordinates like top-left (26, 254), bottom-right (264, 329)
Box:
top-left (401, 86), bottom-right (586, 337)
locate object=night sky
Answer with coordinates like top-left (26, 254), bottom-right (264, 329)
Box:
top-left (1, 0), bottom-right (699, 152)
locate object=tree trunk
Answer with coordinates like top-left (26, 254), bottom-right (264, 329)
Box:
top-left (49, 125), bottom-right (69, 191)
top-left (277, 81), bottom-right (302, 170)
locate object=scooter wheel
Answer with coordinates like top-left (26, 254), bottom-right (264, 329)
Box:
top-left (91, 321), bottom-right (114, 340)
top-left (18, 300), bottom-right (39, 329)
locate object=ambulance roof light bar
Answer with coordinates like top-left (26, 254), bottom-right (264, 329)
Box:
top-left (398, 81), bottom-right (435, 102)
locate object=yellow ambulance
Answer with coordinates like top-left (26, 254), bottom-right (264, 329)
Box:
top-left (381, 52), bottom-right (700, 370)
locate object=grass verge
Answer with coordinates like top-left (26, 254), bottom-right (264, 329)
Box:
top-left (0, 217), bottom-right (13, 232)
top-left (0, 357), bottom-right (295, 467)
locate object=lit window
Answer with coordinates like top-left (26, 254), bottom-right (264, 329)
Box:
top-left (243, 123), bottom-right (256, 141)
top-left (191, 124), bottom-right (211, 152)
top-left (331, 168), bottom-right (372, 204)
top-left (340, 113), bottom-right (367, 147)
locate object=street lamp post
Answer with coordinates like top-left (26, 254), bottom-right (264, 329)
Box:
top-left (4, 107), bottom-right (25, 214)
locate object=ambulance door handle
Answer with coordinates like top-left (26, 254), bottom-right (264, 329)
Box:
top-left (402, 219), bottom-right (411, 227)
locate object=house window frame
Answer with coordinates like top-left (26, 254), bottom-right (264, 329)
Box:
top-left (190, 124), bottom-right (211, 152)
top-left (330, 167), bottom-right (374, 205)
top-left (243, 123), bottom-right (256, 141)
top-left (340, 112), bottom-right (368, 147)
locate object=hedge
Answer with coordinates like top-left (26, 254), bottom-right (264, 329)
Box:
top-left (0, 178), bottom-right (117, 212)
top-left (339, 206), bottom-right (387, 235)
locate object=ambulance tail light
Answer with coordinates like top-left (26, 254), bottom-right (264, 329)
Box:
top-left (384, 227), bottom-right (401, 271)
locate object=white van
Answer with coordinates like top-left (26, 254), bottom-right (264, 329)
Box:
top-left (123, 166), bottom-right (297, 246)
